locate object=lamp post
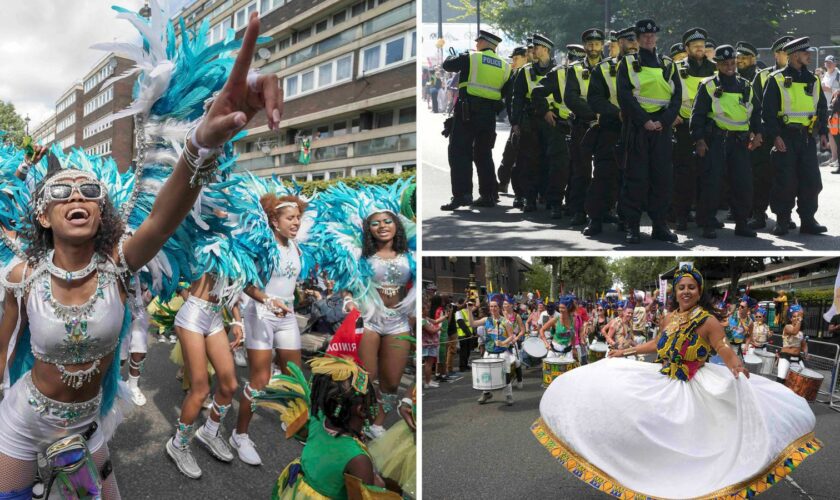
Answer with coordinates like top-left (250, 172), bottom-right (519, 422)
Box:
top-left (476, 0), bottom-right (481, 33)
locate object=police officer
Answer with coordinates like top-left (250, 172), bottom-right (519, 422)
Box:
top-left (670, 43), bottom-right (687, 63)
top-left (762, 37), bottom-right (830, 235)
top-left (748, 36), bottom-right (793, 229)
top-left (607, 31), bottom-right (620, 59)
top-left (566, 28), bottom-right (606, 227)
top-left (513, 34), bottom-right (568, 214)
top-left (616, 19), bottom-right (682, 244)
top-left (736, 41), bottom-right (759, 83)
top-left (497, 46), bottom-right (529, 206)
top-left (583, 26), bottom-right (639, 236)
top-left (705, 39), bottom-right (717, 60)
top-left (567, 44), bottom-right (586, 64)
top-left (441, 30), bottom-right (512, 210)
top-left (691, 45), bottom-right (762, 239)
top-left (671, 28), bottom-right (716, 231)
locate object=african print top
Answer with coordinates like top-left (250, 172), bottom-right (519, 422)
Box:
top-left (655, 306), bottom-right (713, 381)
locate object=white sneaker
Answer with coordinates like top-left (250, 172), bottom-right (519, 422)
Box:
top-left (196, 424), bottom-right (234, 462)
top-left (169, 334), bottom-right (177, 344)
top-left (229, 431), bottom-right (262, 466)
top-left (516, 380), bottom-right (524, 390)
top-left (233, 347), bottom-right (247, 367)
top-left (202, 394), bottom-right (213, 409)
top-left (365, 424), bottom-right (386, 440)
top-left (130, 386), bottom-right (147, 406)
top-left (158, 335), bottom-right (168, 343)
top-left (166, 437), bottom-right (202, 479)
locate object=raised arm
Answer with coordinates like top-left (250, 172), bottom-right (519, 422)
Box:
top-left (122, 13), bottom-right (282, 271)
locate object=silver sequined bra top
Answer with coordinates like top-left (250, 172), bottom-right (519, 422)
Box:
top-left (27, 271), bottom-right (124, 365)
top-left (368, 254), bottom-right (411, 297)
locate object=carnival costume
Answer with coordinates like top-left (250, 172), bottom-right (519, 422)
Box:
top-left (533, 266), bottom-right (820, 499)
top-left (254, 356), bottom-right (400, 499)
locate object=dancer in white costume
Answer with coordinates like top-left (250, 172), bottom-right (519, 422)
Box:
top-left (533, 264), bottom-right (820, 499)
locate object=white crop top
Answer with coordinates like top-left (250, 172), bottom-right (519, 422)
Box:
top-left (368, 254), bottom-right (411, 297)
top-left (265, 240), bottom-right (301, 301)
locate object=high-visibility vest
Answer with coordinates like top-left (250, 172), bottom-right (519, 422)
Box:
top-left (523, 64), bottom-right (547, 99)
top-left (677, 60), bottom-right (707, 119)
top-left (830, 114), bottom-right (839, 135)
top-left (624, 54), bottom-right (675, 113)
top-left (458, 50), bottom-right (511, 100)
top-left (571, 61), bottom-right (594, 98)
top-left (703, 76), bottom-right (753, 131)
top-left (772, 70), bottom-right (820, 126)
top-left (551, 67), bottom-right (572, 119)
top-left (596, 59), bottom-right (619, 107)
top-left (456, 309), bottom-right (471, 337)
top-left (757, 67), bottom-right (773, 90)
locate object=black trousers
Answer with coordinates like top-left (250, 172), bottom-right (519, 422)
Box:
top-left (769, 128), bottom-right (822, 221)
top-left (447, 102), bottom-right (498, 200)
top-left (567, 122), bottom-right (593, 214)
top-left (697, 131), bottom-right (753, 227)
top-left (497, 132), bottom-right (521, 195)
top-left (671, 122), bottom-right (698, 219)
top-left (430, 88), bottom-right (439, 113)
top-left (459, 336), bottom-right (474, 370)
top-left (619, 122), bottom-right (674, 225)
top-left (750, 141), bottom-right (773, 219)
top-left (517, 113), bottom-right (570, 205)
top-left (585, 126), bottom-right (620, 220)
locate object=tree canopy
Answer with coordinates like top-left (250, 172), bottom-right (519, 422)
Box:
top-left (609, 257), bottom-right (677, 292)
top-left (0, 101), bottom-right (27, 147)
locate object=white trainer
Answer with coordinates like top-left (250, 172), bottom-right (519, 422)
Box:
top-left (166, 437), bottom-right (202, 479)
top-left (229, 431), bottom-right (262, 466)
top-left (130, 386), bottom-right (147, 406)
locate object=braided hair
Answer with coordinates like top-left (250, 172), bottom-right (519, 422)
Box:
top-left (309, 373), bottom-right (378, 437)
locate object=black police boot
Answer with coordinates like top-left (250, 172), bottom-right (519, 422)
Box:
top-left (441, 197), bottom-right (471, 211)
top-left (800, 219), bottom-right (828, 235)
top-left (734, 222), bottom-right (757, 238)
top-left (569, 212), bottom-right (587, 226)
top-left (498, 182), bottom-right (509, 194)
top-left (747, 215), bottom-right (766, 230)
top-left (583, 219), bottom-right (603, 236)
top-left (788, 220), bottom-right (797, 229)
top-left (651, 224), bottom-right (679, 243)
top-left (471, 196), bottom-right (496, 208)
top-left (675, 215), bottom-right (688, 231)
top-left (725, 210), bottom-right (735, 222)
top-left (771, 215), bottom-right (790, 236)
top-left (604, 211), bottom-right (619, 224)
top-left (701, 226), bottom-right (717, 239)
top-left (550, 206), bottom-right (564, 219)
top-left (523, 199), bottom-right (537, 212)
top-left (625, 224), bottom-right (641, 244)
top-left (512, 196), bottom-right (525, 209)
top-left (711, 217), bottom-right (725, 229)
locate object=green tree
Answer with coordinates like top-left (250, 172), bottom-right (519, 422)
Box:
top-left (534, 257), bottom-right (611, 300)
top-left (0, 101), bottom-right (27, 147)
top-left (522, 262), bottom-right (552, 296)
top-left (610, 257), bottom-right (677, 291)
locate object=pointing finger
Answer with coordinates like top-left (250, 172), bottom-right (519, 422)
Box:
top-left (228, 12), bottom-right (261, 86)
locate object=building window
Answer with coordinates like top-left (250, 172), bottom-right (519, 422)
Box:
top-left (83, 86), bottom-right (113, 116)
top-left (234, 1), bottom-right (257, 29)
top-left (83, 120), bottom-right (112, 139)
top-left (278, 37), bottom-right (290, 50)
top-left (315, 20), bottom-right (328, 33)
top-left (209, 17), bottom-right (232, 44)
top-left (333, 121), bottom-right (347, 136)
top-left (374, 110), bottom-right (393, 128)
top-left (56, 93), bottom-right (76, 114)
top-left (332, 11), bottom-right (346, 25)
top-left (362, 1), bottom-right (415, 37)
top-left (358, 31), bottom-right (416, 76)
top-left (399, 107), bottom-right (416, 124)
top-left (285, 53), bottom-right (353, 99)
top-left (56, 114), bottom-right (76, 134)
top-left (354, 168), bottom-right (371, 177)
top-left (85, 139), bottom-right (112, 157)
top-left (351, 2), bottom-right (365, 16)
top-left (59, 135), bottom-right (75, 150)
top-left (84, 61), bottom-right (116, 93)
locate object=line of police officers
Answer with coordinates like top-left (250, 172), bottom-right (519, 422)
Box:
top-left (442, 20), bottom-right (830, 244)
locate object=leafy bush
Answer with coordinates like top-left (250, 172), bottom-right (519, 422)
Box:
top-left (284, 171), bottom-right (415, 196)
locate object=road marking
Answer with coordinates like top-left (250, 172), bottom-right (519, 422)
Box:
top-left (423, 161), bottom-right (448, 173)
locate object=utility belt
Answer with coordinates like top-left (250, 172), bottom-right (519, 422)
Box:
top-left (459, 94), bottom-right (503, 121)
top-left (528, 110), bottom-right (571, 131)
top-left (33, 423), bottom-right (111, 499)
top-left (781, 122), bottom-right (815, 136)
top-left (708, 126), bottom-right (750, 142)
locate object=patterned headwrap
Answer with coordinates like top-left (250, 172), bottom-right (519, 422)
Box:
top-left (788, 304), bottom-right (803, 317)
top-left (488, 293), bottom-right (504, 305)
top-left (672, 264), bottom-right (704, 291)
top-left (756, 307), bottom-right (767, 317)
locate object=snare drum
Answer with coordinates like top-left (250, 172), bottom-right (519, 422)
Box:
top-left (754, 349), bottom-right (775, 377)
top-left (588, 342), bottom-right (608, 363)
top-left (472, 358), bottom-right (506, 391)
top-left (523, 337), bottom-right (548, 360)
top-left (785, 366), bottom-right (823, 402)
top-left (542, 357), bottom-right (578, 387)
top-left (743, 354), bottom-right (762, 374)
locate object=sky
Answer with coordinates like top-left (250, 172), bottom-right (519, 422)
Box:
top-left (0, 0), bottom-right (193, 130)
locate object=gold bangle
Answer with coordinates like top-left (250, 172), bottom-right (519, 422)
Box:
top-left (623, 349), bottom-right (637, 356)
top-left (713, 338), bottom-right (729, 352)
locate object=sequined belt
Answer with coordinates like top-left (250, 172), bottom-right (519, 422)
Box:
top-left (188, 295), bottom-right (223, 313)
top-left (375, 284), bottom-right (405, 298)
top-left (24, 372), bottom-right (101, 427)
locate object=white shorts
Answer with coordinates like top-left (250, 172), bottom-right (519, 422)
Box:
top-left (366, 312), bottom-right (411, 336)
top-left (244, 302), bottom-right (301, 351)
top-left (0, 372), bottom-right (104, 461)
top-left (174, 295), bottom-right (225, 337)
top-left (121, 308), bottom-right (150, 360)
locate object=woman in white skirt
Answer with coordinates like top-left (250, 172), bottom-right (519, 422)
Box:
top-left (533, 264), bottom-right (820, 499)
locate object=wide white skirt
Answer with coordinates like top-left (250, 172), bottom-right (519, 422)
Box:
top-left (532, 357), bottom-right (820, 499)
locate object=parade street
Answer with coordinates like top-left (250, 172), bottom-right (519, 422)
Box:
top-left (420, 107), bottom-right (840, 251)
top-left (422, 361), bottom-right (840, 499)
top-left (109, 336), bottom-right (412, 498)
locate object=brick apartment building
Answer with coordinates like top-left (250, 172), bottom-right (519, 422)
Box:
top-left (174, 0), bottom-right (417, 181)
top-left (31, 114), bottom-right (56, 146)
top-left (422, 257), bottom-right (532, 299)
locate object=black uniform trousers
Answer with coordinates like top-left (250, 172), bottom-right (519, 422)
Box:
top-left (769, 127), bottom-right (822, 222)
top-left (750, 142), bottom-right (773, 219)
top-left (496, 132), bottom-right (521, 195)
top-left (567, 122), bottom-right (593, 215)
top-left (696, 129), bottom-right (753, 227)
top-left (447, 101), bottom-right (499, 200)
top-left (584, 125), bottom-right (621, 220)
top-left (620, 118), bottom-right (674, 226)
top-left (671, 122), bottom-right (698, 220)
top-left (518, 113), bottom-right (570, 206)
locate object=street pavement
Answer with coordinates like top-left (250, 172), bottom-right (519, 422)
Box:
top-left (420, 107), bottom-right (840, 251)
top-left (422, 355), bottom-right (840, 499)
top-left (108, 334), bottom-right (414, 498)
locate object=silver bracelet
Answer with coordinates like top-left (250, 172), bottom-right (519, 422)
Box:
top-left (229, 321), bottom-right (244, 328)
top-left (183, 124), bottom-right (221, 187)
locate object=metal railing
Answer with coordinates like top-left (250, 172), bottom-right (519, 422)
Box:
top-left (763, 333), bottom-right (840, 412)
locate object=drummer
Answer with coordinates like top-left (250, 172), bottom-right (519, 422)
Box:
top-left (777, 305), bottom-right (808, 383)
top-left (750, 306), bottom-right (771, 353)
top-left (605, 303), bottom-right (637, 351)
top-left (526, 301), bottom-right (547, 335)
top-left (726, 299), bottom-right (754, 359)
top-left (539, 300), bottom-right (574, 359)
top-left (502, 297), bottom-right (526, 389)
top-left (586, 300), bottom-right (610, 343)
top-left (467, 296), bottom-right (521, 406)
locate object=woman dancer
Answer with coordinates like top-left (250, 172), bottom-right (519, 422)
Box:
top-left (533, 264), bottom-right (820, 499)
top-left (777, 305), bottom-right (808, 383)
top-left (604, 304), bottom-right (636, 350)
top-left (501, 297), bottom-right (525, 388)
top-left (750, 306), bottom-right (771, 353)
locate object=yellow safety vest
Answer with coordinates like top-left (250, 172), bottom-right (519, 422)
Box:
top-left (703, 77), bottom-right (753, 131)
top-left (551, 67), bottom-right (572, 119)
top-left (677, 61), bottom-right (707, 119)
top-left (459, 50), bottom-right (511, 101)
top-left (456, 309), bottom-right (470, 338)
top-left (772, 70), bottom-right (820, 126)
top-left (624, 54), bottom-right (674, 113)
top-left (523, 64), bottom-right (547, 99)
top-left (571, 62), bottom-right (593, 98)
top-left (757, 67), bottom-right (773, 90)
top-left (597, 59), bottom-right (619, 107)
